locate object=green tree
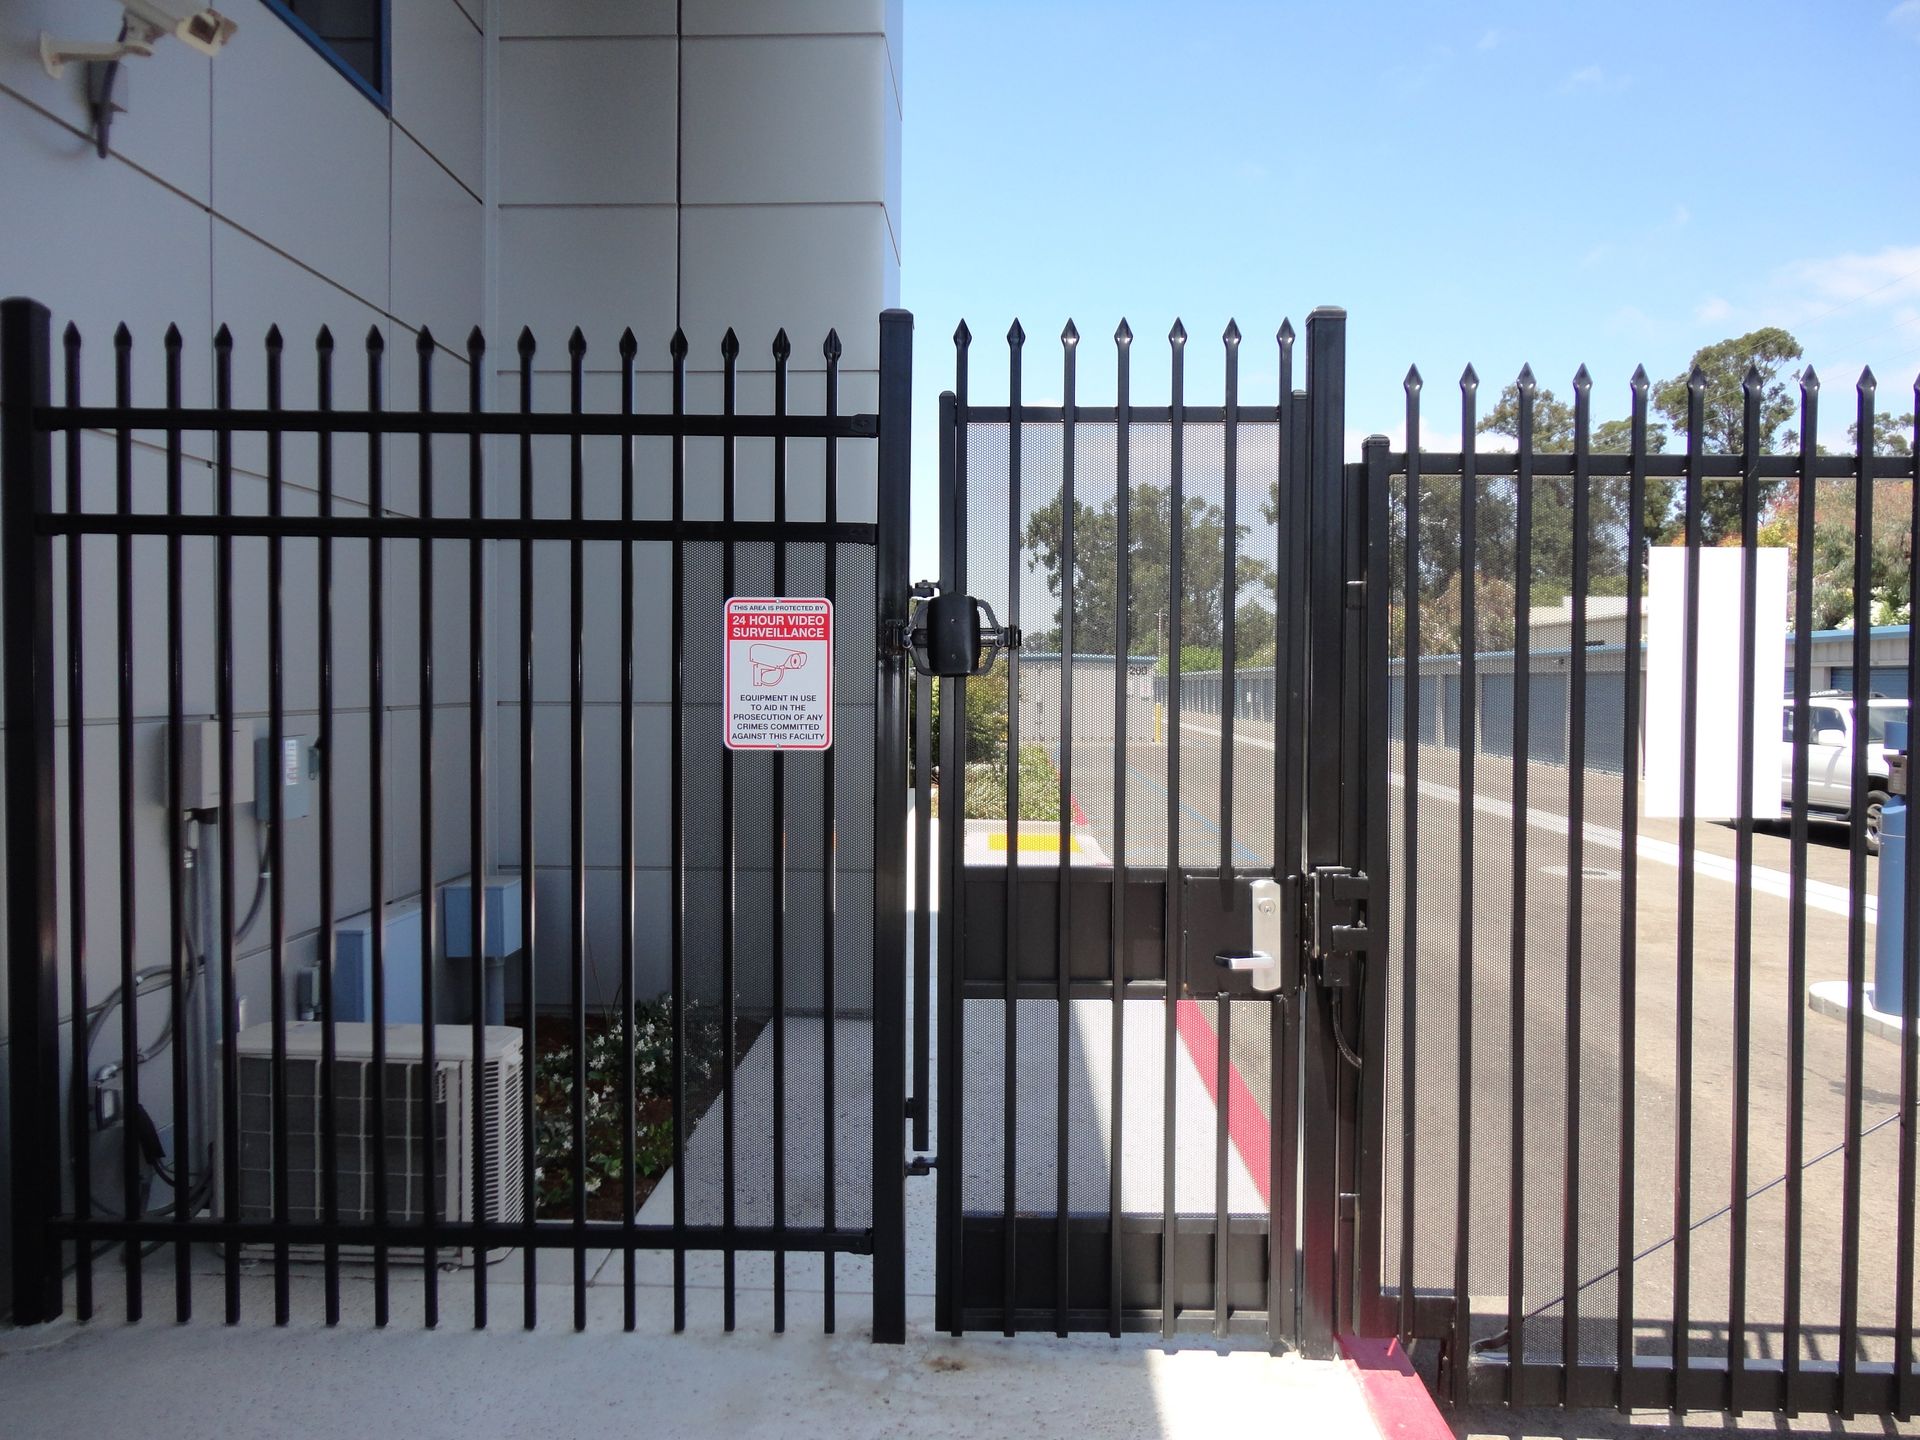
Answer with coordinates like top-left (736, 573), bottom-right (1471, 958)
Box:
top-left (1476, 379), bottom-right (1679, 572)
top-left (1020, 482), bottom-right (1275, 659)
top-left (1652, 327), bottom-right (1804, 542)
top-left (1759, 476), bottom-right (1914, 631)
top-left (1849, 410), bottom-right (1916, 458)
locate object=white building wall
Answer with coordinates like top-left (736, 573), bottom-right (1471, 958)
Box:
top-left (0, 0), bottom-right (901, 1315)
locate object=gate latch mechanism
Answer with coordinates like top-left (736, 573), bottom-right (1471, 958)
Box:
top-left (900, 581), bottom-right (1021, 678)
top-left (1308, 866), bottom-right (1370, 989)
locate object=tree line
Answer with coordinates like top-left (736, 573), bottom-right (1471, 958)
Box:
top-left (1013, 328), bottom-right (1914, 665)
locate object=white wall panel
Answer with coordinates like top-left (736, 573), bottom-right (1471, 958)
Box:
top-left (392, 0), bottom-right (486, 193)
top-left (0, 100), bottom-right (215, 411)
top-left (679, 203), bottom-right (893, 373)
top-left (210, 7), bottom-right (391, 307)
top-left (682, 0), bottom-right (889, 37)
top-left (391, 132), bottom-right (486, 354)
top-left (497, 204), bottom-right (677, 359)
top-left (680, 36), bottom-right (891, 210)
top-left (498, 0), bottom-right (674, 38)
top-left (497, 37), bottom-right (677, 205)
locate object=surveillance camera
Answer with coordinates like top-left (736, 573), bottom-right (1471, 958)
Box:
top-left (120, 1), bottom-right (237, 57)
top-left (41, 3), bottom-right (234, 80)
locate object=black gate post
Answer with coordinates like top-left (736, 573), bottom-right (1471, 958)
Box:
top-left (1299, 306), bottom-right (1348, 1357)
top-left (872, 307), bottom-right (914, 1344)
top-left (2, 297), bottom-right (62, 1325)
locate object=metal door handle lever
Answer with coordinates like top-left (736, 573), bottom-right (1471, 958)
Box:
top-left (1215, 950), bottom-right (1275, 971)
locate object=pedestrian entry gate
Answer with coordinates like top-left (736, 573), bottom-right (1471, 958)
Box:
top-left (916, 309), bottom-right (1388, 1354)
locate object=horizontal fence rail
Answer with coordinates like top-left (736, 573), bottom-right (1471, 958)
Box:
top-left (1374, 355), bottom-right (1920, 1418)
top-left (0, 298), bottom-right (911, 1339)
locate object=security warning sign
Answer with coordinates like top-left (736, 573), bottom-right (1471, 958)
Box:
top-left (724, 597), bottom-right (834, 751)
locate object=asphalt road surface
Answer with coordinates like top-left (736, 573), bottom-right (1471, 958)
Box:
top-left (1018, 702), bottom-right (1914, 1370)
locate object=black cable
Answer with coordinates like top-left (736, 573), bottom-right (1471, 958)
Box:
top-left (1329, 979), bottom-right (1364, 1070)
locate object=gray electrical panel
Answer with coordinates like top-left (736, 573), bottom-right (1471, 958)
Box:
top-left (174, 720), bottom-right (255, 812)
top-left (254, 732), bottom-right (315, 821)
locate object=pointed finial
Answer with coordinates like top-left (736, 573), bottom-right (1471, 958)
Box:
top-left (823, 328), bottom-right (842, 362)
top-left (266, 324), bottom-right (284, 352)
top-left (1061, 319), bottom-right (1079, 348)
top-left (1630, 363), bottom-right (1649, 392)
top-left (416, 325), bottom-right (435, 355)
top-left (1168, 318), bottom-right (1187, 347)
top-left (1404, 364), bottom-right (1422, 392)
top-left (467, 325), bottom-right (486, 360)
top-left (668, 328), bottom-right (688, 361)
top-left (568, 327), bottom-right (587, 358)
top-left (1223, 320), bottom-right (1241, 348)
top-left (1858, 364), bottom-right (1876, 393)
top-left (1007, 319), bottom-right (1026, 347)
top-left (517, 326), bottom-right (536, 359)
top-left (63, 321), bottom-right (81, 349)
top-left (720, 327), bottom-right (739, 360)
top-left (1517, 363), bottom-right (1536, 392)
top-left (953, 320), bottom-right (971, 348)
top-left (1278, 319), bottom-right (1295, 347)
top-left (1115, 318), bottom-right (1133, 347)
top-left (1573, 363), bottom-right (1591, 391)
top-left (772, 328), bottom-right (791, 361)
top-left (214, 324), bottom-right (233, 350)
top-left (364, 324), bottom-right (383, 353)
top-left (113, 322), bottom-right (132, 348)
top-left (164, 323), bottom-right (183, 350)
top-left (1800, 364), bottom-right (1819, 393)
top-left (1740, 361), bottom-right (1761, 393)
top-left (1687, 363), bottom-right (1707, 393)
top-left (315, 325), bottom-right (333, 352)
top-left (617, 328), bottom-right (636, 360)
top-left (1460, 363), bottom-right (1479, 392)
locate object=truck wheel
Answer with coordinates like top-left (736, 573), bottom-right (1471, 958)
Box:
top-left (1867, 788), bottom-right (1890, 856)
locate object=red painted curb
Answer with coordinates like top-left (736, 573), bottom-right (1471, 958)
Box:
top-left (1176, 1004), bottom-right (1451, 1439)
top-left (1173, 998), bottom-right (1272, 1205)
top-left (1339, 1335), bottom-right (1453, 1440)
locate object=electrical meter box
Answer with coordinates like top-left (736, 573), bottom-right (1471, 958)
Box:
top-left (174, 720), bottom-right (255, 812)
top-left (254, 732), bottom-right (314, 821)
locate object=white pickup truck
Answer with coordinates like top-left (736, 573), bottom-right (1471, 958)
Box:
top-left (1781, 692), bottom-right (1908, 854)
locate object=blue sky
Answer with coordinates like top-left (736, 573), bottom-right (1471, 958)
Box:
top-left (899, 0), bottom-right (1920, 577)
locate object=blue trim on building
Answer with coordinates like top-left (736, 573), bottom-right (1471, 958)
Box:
top-left (260, 0), bottom-right (392, 112)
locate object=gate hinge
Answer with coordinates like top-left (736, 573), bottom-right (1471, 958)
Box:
top-left (1308, 865), bottom-right (1369, 988)
top-left (906, 1154), bottom-right (937, 1177)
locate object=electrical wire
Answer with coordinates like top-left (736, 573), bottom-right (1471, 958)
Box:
top-left (1329, 979), bottom-right (1365, 1070)
top-left (81, 821), bottom-right (269, 1070)
top-left (74, 818), bottom-right (270, 1247)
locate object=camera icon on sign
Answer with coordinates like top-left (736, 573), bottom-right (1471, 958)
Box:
top-left (749, 643), bottom-right (809, 688)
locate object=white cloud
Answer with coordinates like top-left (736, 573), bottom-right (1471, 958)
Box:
top-left (1696, 296), bottom-right (1733, 323)
top-left (1561, 64), bottom-right (1629, 94)
top-left (1671, 204), bottom-right (1691, 228)
top-left (1477, 28), bottom-right (1503, 50)
top-left (1890, 0), bottom-right (1920, 39)
top-left (1774, 243), bottom-right (1920, 320)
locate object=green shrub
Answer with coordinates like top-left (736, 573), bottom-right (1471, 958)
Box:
top-left (532, 995), bottom-right (722, 1216)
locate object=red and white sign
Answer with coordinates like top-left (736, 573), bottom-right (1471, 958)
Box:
top-left (724, 597), bottom-right (833, 751)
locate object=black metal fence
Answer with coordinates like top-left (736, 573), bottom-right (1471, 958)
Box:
top-left (0, 297), bottom-right (912, 1338)
top-left (1374, 361), bottom-right (1920, 1415)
